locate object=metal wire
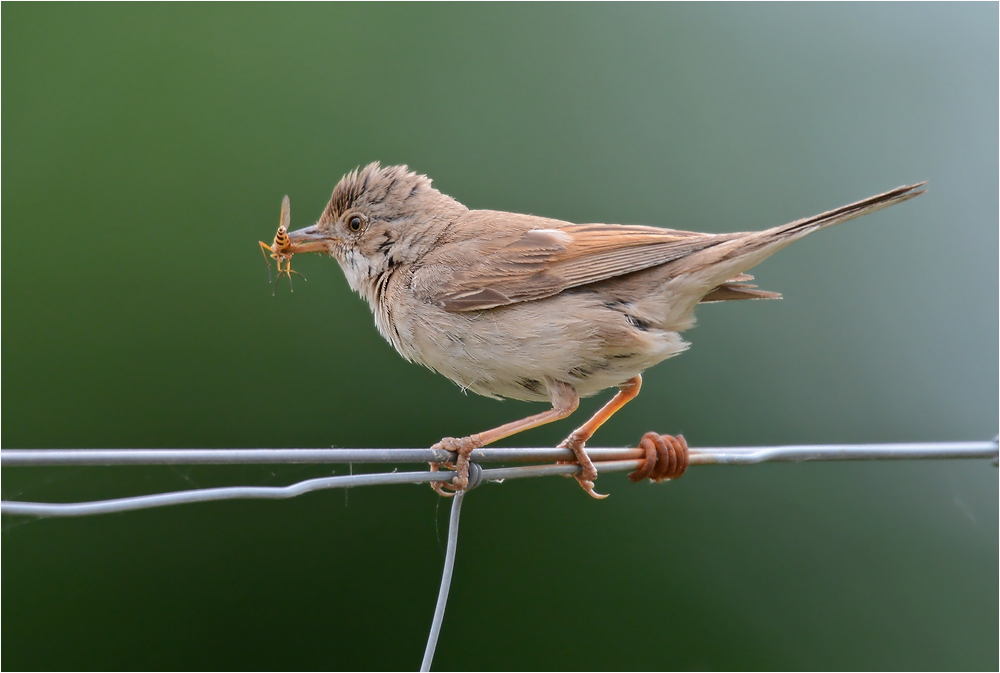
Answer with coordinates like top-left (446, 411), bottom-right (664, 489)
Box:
top-left (0, 447), bottom-right (639, 466)
top-left (0, 461), bottom-right (629, 517)
top-left (3, 439), bottom-right (996, 672)
top-left (420, 490), bottom-right (464, 672)
top-left (3, 441), bottom-right (996, 466)
top-left (1, 440), bottom-right (995, 518)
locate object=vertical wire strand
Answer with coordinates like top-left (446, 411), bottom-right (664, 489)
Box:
top-left (420, 490), bottom-right (465, 672)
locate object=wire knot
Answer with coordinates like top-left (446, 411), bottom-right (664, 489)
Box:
top-left (628, 433), bottom-right (689, 483)
top-left (466, 461), bottom-right (484, 489)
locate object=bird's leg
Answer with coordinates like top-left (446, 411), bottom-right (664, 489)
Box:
top-left (431, 379), bottom-right (579, 496)
top-left (557, 375), bottom-right (643, 499)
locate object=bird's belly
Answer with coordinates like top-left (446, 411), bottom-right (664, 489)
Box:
top-left (389, 292), bottom-right (689, 402)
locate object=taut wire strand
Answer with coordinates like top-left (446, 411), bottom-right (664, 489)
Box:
top-left (2, 441), bottom-right (996, 466)
top-left (2, 440), bottom-right (996, 518)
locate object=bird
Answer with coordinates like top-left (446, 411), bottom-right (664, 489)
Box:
top-left (273, 163), bottom-right (924, 498)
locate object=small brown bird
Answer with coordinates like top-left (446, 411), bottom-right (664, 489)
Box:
top-left (279, 163), bottom-right (924, 497)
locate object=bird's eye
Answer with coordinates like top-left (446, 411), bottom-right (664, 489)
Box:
top-left (348, 216), bottom-right (363, 232)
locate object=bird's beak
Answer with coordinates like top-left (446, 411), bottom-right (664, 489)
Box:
top-left (287, 224), bottom-right (339, 254)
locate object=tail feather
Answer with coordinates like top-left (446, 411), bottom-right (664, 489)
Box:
top-left (711, 182), bottom-right (926, 275)
top-left (769, 182), bottom-right (926, 240)
top-left (700, 281), bottom-right (782, 303)
top-left (691, 182), bottom-right (926, 303)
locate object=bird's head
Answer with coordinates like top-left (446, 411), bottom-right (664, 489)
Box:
top-left (287, 162), bottom-right (467, 296)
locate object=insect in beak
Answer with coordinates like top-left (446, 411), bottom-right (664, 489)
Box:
top-left (258, 195), bottom-right (301, 292)
top-left (258, 197), bottom-right (337, 294)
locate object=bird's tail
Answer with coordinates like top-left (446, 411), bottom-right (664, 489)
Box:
top-left (765, 182), bottom-right (926, 242)
top-left (695, 182), bottom-right (926, 304)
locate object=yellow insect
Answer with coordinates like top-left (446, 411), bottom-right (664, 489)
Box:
top-left (259, 195), bottom-right (305, 292)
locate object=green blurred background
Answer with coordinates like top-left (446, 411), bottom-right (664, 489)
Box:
top-left (3, 4), bottom-right (997, 670)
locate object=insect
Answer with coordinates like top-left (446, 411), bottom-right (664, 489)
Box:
top-left (259, 195), bottom-right (305, 292)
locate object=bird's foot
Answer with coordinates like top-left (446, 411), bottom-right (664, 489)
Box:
top-left (429, 435), bottom-right (482, 497)
top-left (628, 432), bottom-right (689, 483)
top-left (557, 432), bottom-right (609, 499)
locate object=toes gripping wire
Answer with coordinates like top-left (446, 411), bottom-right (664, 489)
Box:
top-left (429, 460), bottom-right (484, 497)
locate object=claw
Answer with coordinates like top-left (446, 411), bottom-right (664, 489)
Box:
top-left (558, 433), bottom-right (609, 498)
top-left (431, 483), bottom-right (456, 497)
top-left (576, 476), bottom-right (609, 500)
top-left (429, 463), bottom-right (457, 497)
top-left (428, 436), bottom-right (482, 496)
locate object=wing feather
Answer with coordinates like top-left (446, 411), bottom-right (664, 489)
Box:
top-left (425, 221), bottom-right (727, 311)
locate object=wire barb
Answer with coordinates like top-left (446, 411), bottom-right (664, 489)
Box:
top-left (628, 432), bottom-right (689, 482)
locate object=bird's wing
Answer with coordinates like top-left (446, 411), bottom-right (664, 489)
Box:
top-left (417, 219), bottom-right (728, 311)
